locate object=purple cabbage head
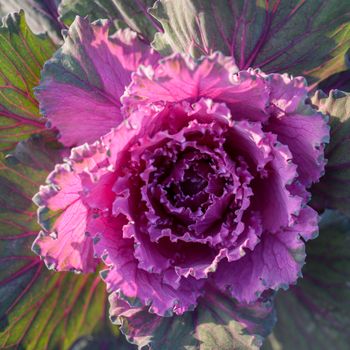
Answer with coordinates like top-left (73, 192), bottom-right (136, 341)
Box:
top-left (32, 17), bottom-right (329, 317)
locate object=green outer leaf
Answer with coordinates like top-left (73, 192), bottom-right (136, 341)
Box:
top-left (150, 0), bottom-right (350, 84)
top-left (0, 0), bottom-right (64, 43)
top-left (112, 288), bottom-right (276, 350)
top-left (0, 136), bottom-right (132, 350)
top-left (262, 211), bottom-right (350, 350)
top-left (0, 11), bottom-right (57, 153)
top-left (310, 90), bottom-right (350, 215)
top-left (58, 0), bottom-right (160, 42)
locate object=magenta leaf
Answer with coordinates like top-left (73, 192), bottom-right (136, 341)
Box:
top-left (0, 11), bottom-right (57, 153)
top-left (0, 136), bottom-right (133, 349)
top-left (263, 211), bottom-right (350, 350)
top-left (150, 0), bottom-right (350, 84)
top-left (36, 15), bottom-right (159, 147)
top-left (110, 287), bottom-right (276, 350)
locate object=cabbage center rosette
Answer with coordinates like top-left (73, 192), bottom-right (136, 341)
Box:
top-left (32, 18), bottom-right (329, 318)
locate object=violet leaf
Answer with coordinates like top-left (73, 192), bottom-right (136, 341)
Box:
top-left (150, 0), bottom-right (350, 85)
top-left (311, 90), bottom-right (350, 215)
top-left (35, 15), bottom-right (159, 147)
top-left (263, 211), bottom-right (350, 350)
top-left (0, 11), bottom-right (57, 153)
top-left (0, 136), bottom-right (133, 349)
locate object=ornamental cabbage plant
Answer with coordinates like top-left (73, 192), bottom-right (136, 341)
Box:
top-left (1, 1), bottom-right (350, 350)
top-left (33, 17), bottom-right (329, 314)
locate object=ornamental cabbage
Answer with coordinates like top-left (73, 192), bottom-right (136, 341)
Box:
top-left (32, 17), bottom-right (329, 318)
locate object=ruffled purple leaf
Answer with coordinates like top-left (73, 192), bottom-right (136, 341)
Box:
top-left (36, 16), bottom-right (159, 147)
top-left (123, 53), bottom-right (269, 121)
